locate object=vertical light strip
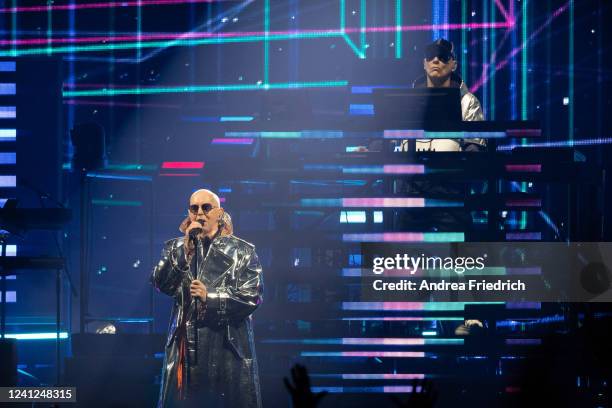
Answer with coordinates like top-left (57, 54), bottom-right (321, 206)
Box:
top-left (360, 0), bottom-right (366, 57)
top-left (520, 0), bottom-right (529, 230)
top-left (432, 0), bottom-right (439, 40)
top-left (11, 0), bottom-right (16, 56)
top-left (461, 0), bottom-right (467, 81)
top-left (510, 0), bottom-right (517, 120)
top-left (263, 0), bottom-right (270, 86)
top-left (482, 0), bottom-right (488, 118)
top-left (46, 2), bottom-right (52, 55)
top-left (489, 0), bottom-right (495, 120)
top-left (521, 0), bottom-right (528, 120)
top-left (568, 0), bottom-right (574, 141)
top-left (395, 0), bottom-right (401, 59)
top-left (137, 0), bottom-right (142, 61)
top-left (340, 0), bottom-right (346, 33)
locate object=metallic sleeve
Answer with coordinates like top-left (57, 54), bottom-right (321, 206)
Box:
top-left (461, 92), bottom-right (487, 149)
top-left (150, 239), bottom-right (190, 297)
top-left (206, 248), bottom-right (263, 321)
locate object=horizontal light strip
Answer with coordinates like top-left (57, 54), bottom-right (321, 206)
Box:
top-left (219, 116), bottom-right (254, 122)
top-left (311, 386), bottom-right (425, 393)
top-left (0, 291), bottom-right (16, 303)
top-left (0, 84), bottom-right (15, 95)
top-left (161, 161), bottom-right (204, 169)
top-left (342, 302), bottom-right (503, 311)
top-left (302, 351), bottom-right (427, 358)
top-left (0, 106), bottom-right (16, 118)
top-left (301, 198), bottom-right (461, 208)
top-left (498, 138), bottom-right (612, 151)
top-left (341, 316), bottom-right (464, 321)
top-left (0, 153), bottom-right (16, 164)
top-left (505, 164), bottom-right (542, 172)
top-left (263, 338), bottom-right (462, 345)
top-left (349, 104), bottom-right (374, 116)
top-left (0, 0), bottom-right (227, 13)
top-left (505, 232), bottom-right (541, 240)
top-left (211, 138), bottom-right (254, 145)
top-left (1, 332), bottom-right (69, 340)
top-left (505, 198), bottom-right (542, 207)
top-left (311, 373), bottom-right (426, 380)
top-left (383, 130), bottom-right (506, 139)
top-left (86, 172), bottom-right (152, 181)
top-left (0, 244), bottom-right (17, 256)
top-left (340, 211), bottom-right (366, 223)
top-left (0, 176), bottom-right (16, 187)
top-left (342, 232), bottom-right (464, 242)
top-left (105, 164), bottom-right (158, 171)
top-left (63, 81), bottom-right (348, 97)
top-left (505, 338), bottom-right (542, 345)
top-left (225, 130), bottom-right (344, 139)
top-left (0, 129), bottom-right (16, 139)
top-left (0, 62), bottom-right (15, 71)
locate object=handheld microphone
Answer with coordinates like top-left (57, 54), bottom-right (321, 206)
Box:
top-left (189, 220), bottom-right (204, 240)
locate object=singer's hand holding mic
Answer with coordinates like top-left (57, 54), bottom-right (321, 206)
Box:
top-left (190, 279), bottom-right (207, 302)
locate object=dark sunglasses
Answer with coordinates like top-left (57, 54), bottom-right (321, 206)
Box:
top-left (189, 203), bottom-right (216, 214)
top-left (425, 52), bottom-right (453, 63)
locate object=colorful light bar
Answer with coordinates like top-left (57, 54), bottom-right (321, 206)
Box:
top-left (86, 172), bottom-right (152, 181)
top-left (63, 81), bottom-right (348, 98)
top-left (263, 338), bottom-right (462, 345)
top-left (302, 351), bottom-right (427, 358)
top-left (0, 106), bottom-right (16, 118)
top-left (1, 332), bottom-right (69, 340)
top-left (0, 176), bottom-right (16, 187)
top-left (310, 373), bottom-right (426, 380)
top-left (505, 164), bottom-right (542, 172)
top-left (161, 161), bottom-right (205, 169)
top-left (225, 130), bottom-right (344, 139)
top-left (341, 317), bottom-right (464, 321)
top-left (211, 138), bottom-right (254, 145)
top-left (383, 130), bottom-right (506, 139)
top-left (0, 84), bottom-right (15, 95)
top-left (349, 104), bottom-right (374, 116)
top-left (342, 232), bottom-right (464, 243)
top-left (505, 232), bottom-right (541, 240)
top-left (0, 0), bottom-right (227, 13)
top-left (0, 291), bottom-right (16, 303)
top-left (342, 302), bottom-right (503, 311)
top-left (0, 152), bottom-right (16, 164)
top-left (311, 386), bottom-right (425, 393)
top-left (505, 198), bottom-right (542, 207)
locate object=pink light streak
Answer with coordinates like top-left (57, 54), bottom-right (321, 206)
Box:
top-left (161, 161), bottom-right (204, 169)
top-left (343, 374), bottom-right (425, 380)
top-left (341, 352), bottom-right (425, 358)
top-left (343, 233), bottom-right (425, 242)
top-left (505, 164), bottom-right (542, 173)
top-left (342, 198), bottom-right (425, 208)
top-left (1, 22), bottom-right (514, 47)
top-left (343, 302), bottom-right (426, 311)
top-left (211, 138), bottom-right (254, 145)
top-left (342, 338), bottom-right (425, 346)
top-left (0, 0), bottom-right (233, 14)
top-left (383, 165), bottom-right (425, 174)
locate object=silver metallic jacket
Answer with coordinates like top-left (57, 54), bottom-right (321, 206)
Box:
top-left (151, 234), bottom-right (263, 407)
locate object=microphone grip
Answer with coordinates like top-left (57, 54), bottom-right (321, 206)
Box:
top-left (189, 227), bottom-right (203, 240)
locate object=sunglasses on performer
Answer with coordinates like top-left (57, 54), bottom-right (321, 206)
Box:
top-left (189, 203), bottom-right (216, 214)
top-left (424, 52), bottom-right (453, 63)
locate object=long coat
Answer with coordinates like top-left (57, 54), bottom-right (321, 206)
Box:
top-left (150, 234), bottom-right (263, 407)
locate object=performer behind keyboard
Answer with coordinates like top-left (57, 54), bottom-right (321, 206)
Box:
top-left (412, 38), bottom-right (486, 152)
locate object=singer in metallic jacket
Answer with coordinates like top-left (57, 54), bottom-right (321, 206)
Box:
top-left (151, 189), bottom-right (263, 408)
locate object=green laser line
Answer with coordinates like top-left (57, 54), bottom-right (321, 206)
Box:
top-left (62, 80), bottom-right (348, 97)
top-left (360, 0), bottom-right (366, 58)
top-left (0, 31), bottom-right (344, 57)
top-left (342, 34), bottom-right (365, 59)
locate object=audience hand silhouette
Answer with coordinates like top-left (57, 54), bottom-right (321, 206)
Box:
top-left (283, 364), bottom-right (328, 408)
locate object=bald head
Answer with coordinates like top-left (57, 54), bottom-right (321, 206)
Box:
top-left (190, 189), bottom-right (220, 207)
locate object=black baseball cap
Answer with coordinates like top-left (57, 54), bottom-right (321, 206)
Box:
top-left (424, 38), bottom-right (456, 63)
